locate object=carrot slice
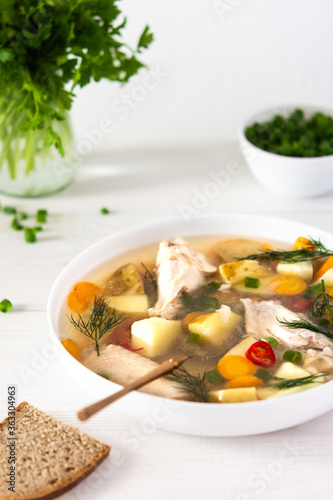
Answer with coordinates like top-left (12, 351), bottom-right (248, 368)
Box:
top-left (67, 291), bottom-right (87, 314)
top-left (292, 237), bottom-right (315, 251)
top-left (269, 276), bottom-right (307, 295)
top-left (261, 243), bottom-right (272, 251)
top-left (314, 256), bottom-right (333, 281)
top-left (225, 375), bottom-right (263, 388)
top-left (217, 355), bottom-right (256, 379)
top-left (73, 282), bottom-right (100, 307)
top-left (61, 339), bottom-right (82, 359)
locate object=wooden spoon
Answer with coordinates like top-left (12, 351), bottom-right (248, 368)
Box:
top-left (77, 355), bottom-right (188, 421)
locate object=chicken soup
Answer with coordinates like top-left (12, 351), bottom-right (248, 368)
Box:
top-left (61, 235), bottom-right (333, 403)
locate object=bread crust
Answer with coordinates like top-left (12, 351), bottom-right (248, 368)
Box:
top-left (0, 402), bottom-right (111, 500)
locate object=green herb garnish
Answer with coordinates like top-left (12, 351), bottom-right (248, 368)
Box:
top-left (304, 280), bottom-right (333, 325)
top-left (206, 370), bottom-right (223, 385)
top-left (3, 206), bottom-right (16, 215)
top-left (264, 336), bottom-right (278, 348)
top-left (202, 281), bottom-right (220, 293)
top-left (278, 317), bottom-right (333, 340)
top-left (283, 350), bottom-right (303, 364)
top-left (186, 333), bottom-right (200, 344)
top-left (239, 238), bottom-right (332, 263)
top-left (36, 210), bottom-right (47, 224)
top-left (100, 207), bottom-right (110, 215)
top-left (245, 109), bottom-right (333, 157)
top-left (166, 366), bottom-right (210, 402)
top-left (271, 372), bottom-right (329, 390)
top-left (19, 212), bottom-right (28, 220)
top-left (244, 277), bottom-right (260, 288)
top-left (0, 299), bottom-right (12, 313)
top-left (70, 296), bottom-right (125, 356)
top-left (182, 292), bottom-right (219, 313)
top-left (24, 228), bottom-right (37, 243)
top-left (141, 263), bottom-right (157, 301)
top-left (11, 217), bottom-right (23, 231)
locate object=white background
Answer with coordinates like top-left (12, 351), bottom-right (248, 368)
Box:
top-left (71, 0), bottom-right (333, 152)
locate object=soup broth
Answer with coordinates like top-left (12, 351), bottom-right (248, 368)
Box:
top-left (61, 235), bottom-right (333, 403)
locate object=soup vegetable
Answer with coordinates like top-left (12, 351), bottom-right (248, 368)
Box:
top-left (62, 236), bottom-right (333, 403)
top-left (245, 109), bottom-right (333, 157)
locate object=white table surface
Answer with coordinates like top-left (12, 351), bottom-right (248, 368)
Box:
top-left (1, 142), bottom-right (333, 500)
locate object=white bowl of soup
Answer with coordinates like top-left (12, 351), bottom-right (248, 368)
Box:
top-left (47, 214), bottom-right (333, 436)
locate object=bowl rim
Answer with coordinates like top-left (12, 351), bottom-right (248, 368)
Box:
top-left (47, 212), bottom-right (333, 413)
top-left (239, 103), bottom-right (333, 162)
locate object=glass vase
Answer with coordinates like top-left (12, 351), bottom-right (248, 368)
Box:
top-left (0, 114), bottom-right (74, 198)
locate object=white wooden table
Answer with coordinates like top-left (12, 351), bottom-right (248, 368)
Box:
top-left (1, 143), bottom-right (333, 500)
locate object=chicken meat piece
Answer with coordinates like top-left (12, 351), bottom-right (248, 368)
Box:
top-left (83, 344), bottom-right (188, 399)
top-left (241, 298), bottom-right (333, 351)
top-left (148, 237), bottom-right (217, 319)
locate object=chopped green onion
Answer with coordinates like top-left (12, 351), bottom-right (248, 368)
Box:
top-left (202, 281), bottom-right (220, 293)
top-left (206, 370), bottom-right (223, 384)
top-left (3, 206), bottom-right (17, 215)
top-left (19, 211), bottom-right (28, 220)
top-left (100, 207), bottom-right (110, 215)
top-left (204, 297), bottom-right (219, 309)
top-left (0, 299), bottom-right (12, 313)
top-left (264, 336), bottom-right (278, 347)
top-left (244, 277), bottom-right (260, 288)
top-left (186, 333), bottom-right (200, 344)
top-left (98, 373), bottom-right (110, 380)
top-left (11, 217), bottom-right (23, 231)
top-left (283, 350), bottom-right (303, 364)
top-left (24, 228), bottom-right (37, 243)
top-left (36, 209), bottom-right (47, 223)
top-left (256, 368), bottom-right (274, 382)
top-left (34, 226), bottom-right (43, 232)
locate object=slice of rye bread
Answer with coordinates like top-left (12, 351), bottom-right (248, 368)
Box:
top-left (0, 402), bottom-right (110, 500)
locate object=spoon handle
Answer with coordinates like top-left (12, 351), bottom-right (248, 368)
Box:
top-left (77, 355), bottom-right (188, 421)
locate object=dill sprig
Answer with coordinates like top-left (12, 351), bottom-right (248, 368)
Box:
top-left (271, 371), bottom-right (329, 390)
top-left (238, 237), bottom-right (332, 263)
top-left (141, 263), bottom-right (157, 300)
top-left (277, 317), bottom-right (333, 340)
top-left (257, 368), bottom-right (329, 390)
top-left (166, 366), bottom-right (210, 402)
top-left (70, 296), bottom-right (125, 356)
top-left (304, 280), bottom-right (333, 325)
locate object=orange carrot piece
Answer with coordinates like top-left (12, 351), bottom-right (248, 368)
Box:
top-left (67, 291), bottom-right (87, 314)
top-left (217, 355), bottom-right (256, 380)
top-left (269, 276), bottom-right (307, 295)
top-left (261, 243), bottom-right (272, 251)
top-left (61, 339), bottom-right (82, 359)
top-left (73, 282), bottom-right (100, 306)
top-left (314, 256), bottom-right (333, 281)
top-left (292, 237), bottom-right (315, 251)
top-left (225, 375), bottom-right (263, 388)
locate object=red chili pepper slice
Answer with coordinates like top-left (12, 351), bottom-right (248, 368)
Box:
top-left (246, 341), bottom-right (276, 367)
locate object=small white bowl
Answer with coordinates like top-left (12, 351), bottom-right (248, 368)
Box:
top-left (239, 105), bottom-right (333, 198)
top-left (47, 214), bottom-right (333, 437)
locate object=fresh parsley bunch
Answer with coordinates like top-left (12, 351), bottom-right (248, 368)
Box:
top-left (0, 0), bottom-right (153, 165)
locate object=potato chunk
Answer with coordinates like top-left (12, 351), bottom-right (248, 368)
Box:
top-left (224, 336), bottom-right (257, 357)
top-left (106, 264), bottom-right (144, 295)
top-left (209, 387), bottom-right (257, 403)
top-left (274, 362), bottom-right (310, 380)
top-left (276, 261), bottom-right (313, 282)
top-left (219, 260), bottom-right (271, 285)
top-left (105, 294), bottom-right (149, 314)
top-left (131, 317), bottom-right (181, 357)
top-left (188, 306), bottom-right (240, 345)
top-left (212, 238), bottom-right (263, 262)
